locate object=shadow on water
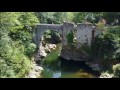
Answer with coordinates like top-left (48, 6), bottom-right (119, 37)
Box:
top-left (61, 58), bottom-right (100, 78)
top-left (41, 43), bottom-right (100, 78)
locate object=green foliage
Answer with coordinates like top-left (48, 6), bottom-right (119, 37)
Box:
top-left (0, 12), bottom-right (38, 78)
top-left (100, 63), bottom-right (120, 78)
top-left (72, 12), bottom-right (120, 25)
top-left (25, 43), bottom-right (36, 56)
top-left (0, 12), bottom-right (21, 31)
top-left (44, 30), bottom-right (61, 44)
top-left (103, 12), bottom-right (120, 25)
top-left (72, 12), bottom-right (103, 23)
top-left (72, 12), bottom-right (86, 23)
top-left (107, 26), bottom-right (120, 38)
top-left (91, 26), bottom-right (120, 68)
top-left (8, 46), bottom-right (32, 77)
top-left (35, 12), bottom-right (71, 24)
top-left (92, 33), bottom-right (119, 60)
top-left (66, 31), bottom-right (74, 44)
top-left (35, 12), bottom-right (55, 23)
top-left (1, 12), bottom-right (120, 77)
top-left (0, 41), bottom-right (32, 78)
top-left (96, 22), bottom-right (106, 29)
top-left (112, 64), bottom-right (120, 78)
top-left (85, 13), bottom-right (96, 23)
top-left (0, 58), bottom-right (15, 78)
top-left (43, 44), bottom-right (61, 66)
top-left (52, 12), bottom-right (64, 24)
top-left (44, 30), bottom-right (52, 39)
top-left (35, 12), bottom-right (120, 25)
top-left (65, 12), bottom-right (74, 22)
top-left (18, 12), bottom-right (39, 26)
top-left (9, 12), bottom-right (38, 57)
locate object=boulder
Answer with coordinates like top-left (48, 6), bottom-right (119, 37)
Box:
top-left (100, 72), bottom-right (113, 78)
top-left (28, 71), bottom-right (37, 78)
top-left (47, 44), bottom-right (56, 50)
top-left (44, 45), bottom-right (51, 53)
top-left (39, 46), bottom-right (47, 57)
top-left (86, 62), bottom-right (100, 71)
top-left (60, 46), bottom-right (88, 61)
top-left (34, 66), bottom-right (43, 72)
top-left (27, 64), bottom-right (43, 78)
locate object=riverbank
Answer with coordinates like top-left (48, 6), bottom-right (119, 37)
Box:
top-left (25, 62), bottom-right (43, 78)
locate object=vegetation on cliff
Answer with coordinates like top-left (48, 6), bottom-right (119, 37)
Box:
top-left (0, 12), bottom-right (39, 78)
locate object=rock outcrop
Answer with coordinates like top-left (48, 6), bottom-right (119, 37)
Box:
top-left (44, 45), bottom-right (51, 53)
top-left (60, 45), bottom-right (89, 61)
top-left (47, 44), bottom-right (56, 50)
top-left (35, 43), bottom-right (56, 62)
top-left (86, 62), bottom-right (100, 71)
top-left (39, 46), bottom-right (47, 58)
top-left (100, 72), bottom-right (113, 78)
top-left (26, 63), bottom-right (43, 78)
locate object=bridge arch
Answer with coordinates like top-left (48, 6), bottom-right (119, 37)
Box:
top-left (33, 22), bottom-right (75, 49)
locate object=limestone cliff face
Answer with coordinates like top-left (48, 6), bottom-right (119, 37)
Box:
top-left (34, 43), bottom-right (56, 62)
top-left (26, 64), bottom-right (43, 78)
top-left (60, 45), bottom-right (89, 61)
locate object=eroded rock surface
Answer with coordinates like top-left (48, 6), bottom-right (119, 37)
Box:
top-left (26, 64), bottom-right (43, 78)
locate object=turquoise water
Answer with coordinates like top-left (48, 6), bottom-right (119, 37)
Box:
top-left (41, 44), bottom-right (99, 78)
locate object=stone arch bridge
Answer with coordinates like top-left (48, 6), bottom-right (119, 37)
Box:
top-left (33, 22), bottom-right (102, 61)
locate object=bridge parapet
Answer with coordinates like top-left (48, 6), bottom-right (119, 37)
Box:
top-left (36, 24), bottom-right (62, 30)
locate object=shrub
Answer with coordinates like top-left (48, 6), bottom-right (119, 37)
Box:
top-left (112, 64), bottom-right (120, 78)
top-left (0, 44), bottom-right (32, 78)
top-left (0, 12), bottom-right (38, 78)
top-left (44, 30), bottom-right (61, 44)
top-left (66, 30), bottom-right (74, 44)
top-left (91, 26), bottom-right (120, 61)
top-left (90, 25), bottom-right (120, 70)
top-left (107, 26), bottom-right (120, 38)
top-left (25, 43), bottom-right (36, 57)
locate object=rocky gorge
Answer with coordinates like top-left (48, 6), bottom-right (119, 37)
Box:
top-left (31, 22), bottom-right (119, 78)
top-left (31, 23), bottom-right (102, 78)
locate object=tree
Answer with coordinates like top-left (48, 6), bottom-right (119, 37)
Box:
top-left (72, 12), bottom-right (86, 23)
top-left (102, 12), bottom-right (120, 25)
top-left (0, 12), bottom-right (38, 78)
top-left (35, 12), bottom-right (55, 23)
top-left (72, 12), bottom-right (104, 24)
top-left (112, 64), bottom-right (120, 78)
top-left (35, 12), bottom-right (70, 24)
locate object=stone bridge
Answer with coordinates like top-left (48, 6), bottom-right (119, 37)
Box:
top-left (33, 22), bottom-right (102, 61)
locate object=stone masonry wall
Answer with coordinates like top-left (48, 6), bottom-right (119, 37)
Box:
top-left (76, 24), bottom-right (93, 48)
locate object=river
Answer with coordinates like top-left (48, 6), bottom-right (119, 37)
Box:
top-left (41, 43), bottom-right (100, 78)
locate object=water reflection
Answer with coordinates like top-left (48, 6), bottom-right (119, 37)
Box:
top-left (41, 44), bottom-right (100, 78)
top-left (42, 65), bottom-right (61, 78)
top-left (61, 59), bottom-right (99, 78)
